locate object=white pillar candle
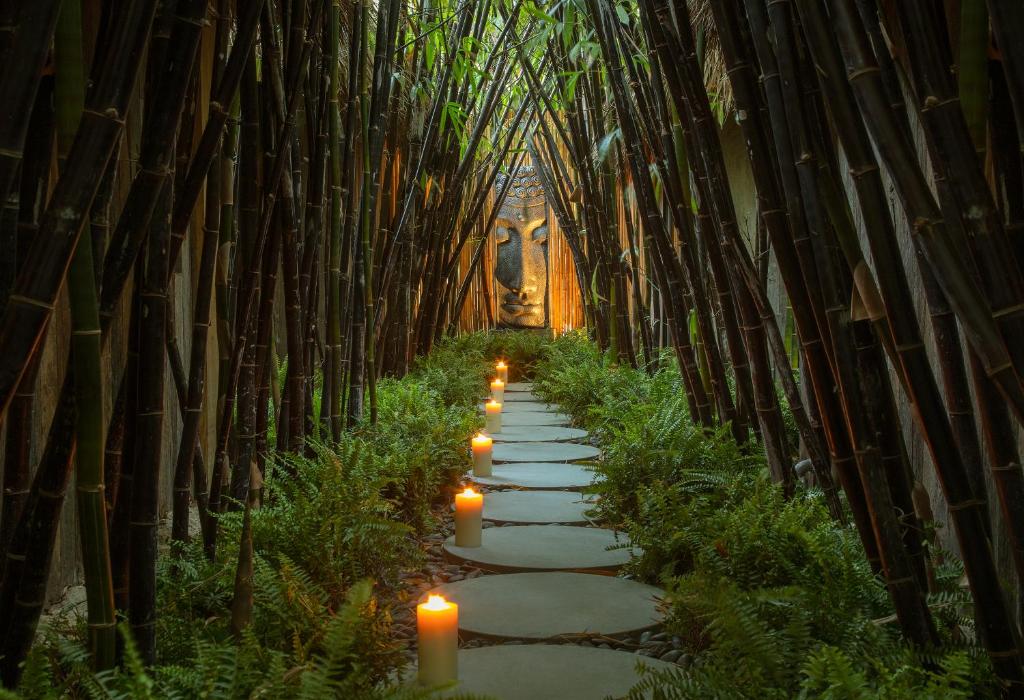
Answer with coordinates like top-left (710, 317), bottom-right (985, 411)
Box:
top-left (454, 487), bottom-right (483, 547)
top-left (495, 361), bottom-right (508, 384)
top-left (417, 594), bottom-right (458, 686)
top-left (484, 399), bottom-right (502, 433)
top-left (471, 433), bottom-right (492, 477)
top-left (490, 378), bottom-right (504, 404)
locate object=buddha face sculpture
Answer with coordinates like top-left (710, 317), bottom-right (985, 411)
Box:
top-left (494, 166), bottom-right (548, 328)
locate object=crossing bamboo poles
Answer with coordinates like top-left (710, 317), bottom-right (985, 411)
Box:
top-left (796, 0), bottom-right (1024, 684)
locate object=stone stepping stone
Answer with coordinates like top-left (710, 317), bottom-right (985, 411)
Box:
top-left (430, 572), bottom-right (663, 640)
top-left (491, 425), bottom-right (588, 443)
top-left (501, 400), bottom-right (558, 413)
top-left (443, 525), bottom-right (634, 572)
top-left (499, 411), bottom-right (571, 427)
top-left (505, 382), bottom-right (534, 392)
top-left (414, 644), bottom-right (675, 699)
top-left (482, 490), bottom-right (593, 524)
top-left (500, 391), bottom-right (537, 402)
top-left (493, 441), bottom-right (600, 463)
top-left (471, 462), bottom-right (597, 491)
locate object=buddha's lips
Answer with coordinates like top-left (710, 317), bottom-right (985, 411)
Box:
top-left (501, 302), bottom-right (540, 314)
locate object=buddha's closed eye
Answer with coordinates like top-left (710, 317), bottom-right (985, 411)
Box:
top-left (532, 225), bottom-right (548, 244)
top-left (496, 226), bottom-right (513, 244)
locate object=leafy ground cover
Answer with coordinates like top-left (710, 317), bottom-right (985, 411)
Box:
top-left (533, 332), bottom-right (996, 699)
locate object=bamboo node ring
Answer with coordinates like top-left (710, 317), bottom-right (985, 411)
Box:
top-left (947, 498), bottom-right (985, 512)
top-left (8, 294), bottom-right (55, 310)
top-left (993, 303), bottom-right (1024, 319)
top-left (847, 66), bottom-right (880, 81)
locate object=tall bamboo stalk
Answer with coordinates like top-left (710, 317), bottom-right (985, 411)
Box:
top-left (0, 0), bottom-right (158, 421)
top-left (797, 0), bottom-right (1023, 683)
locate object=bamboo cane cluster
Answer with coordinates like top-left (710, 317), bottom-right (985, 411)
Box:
top-left (2, 0), bottom-right (1024, 692)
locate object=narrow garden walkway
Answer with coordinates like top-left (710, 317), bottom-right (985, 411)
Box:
top-left (422, 382), bottom-right (675, 698)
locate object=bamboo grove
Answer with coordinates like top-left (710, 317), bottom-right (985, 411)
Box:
top-left (2, 0), bottom-right (1024, 693)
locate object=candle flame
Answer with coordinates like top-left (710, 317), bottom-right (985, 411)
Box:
top-left (423, 594), bottom-right (451, 611)
top-left (496, 361), bottom-right (506, 368)
top-left (486, 399), bottom-right (500, 407)
top-left (461, 486), bottom-right (478, 496)
top-left (492, 378), bottom-right (503, 386)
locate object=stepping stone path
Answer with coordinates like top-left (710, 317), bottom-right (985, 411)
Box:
top-left (498, 391), bottom-right (539, 402)
top-left (490, 425), bottom-right (589, 443)
top-left (444, 525), bottom-right (633, 572)
top-left (492, 441), bottom-right (600, 463)
top-left (432, 572), bottom-right (663, 640)
top-left (410, 380), bottom-right (670, 698)
top-left (438, 645), bottom-right (675, 699)
top-left (481, 490), bottom-right (593, 524)
top-left (499, 411), bottom-right (571, 427)
top-left (500, 400), bottom-right (559, 413)
top-left (471, 462), bottom-right (596, 490)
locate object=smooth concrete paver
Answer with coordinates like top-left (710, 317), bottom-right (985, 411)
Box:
top-left (492, 441), bottom-right (600, 463)
top-left (499, 411), bottom-right (571, 427)
top-left (490, 425), bottom-right (588, 443)
top-left (431, 572), bottom-right (663, 640)
top-left (505, 382), bottom-right (534, 392)
top-left (499, 392), bottom-right (538, 402)
top-left (470, 462), bottom-right (596, 490)
top-left (500, 400), bottom-right (558, 413)
top-left (443, 525), bottom-right (635, 572)
top-left (481, 490), bottom-right (593, 524)
top-left (420, 644), bottom-right (675, 699)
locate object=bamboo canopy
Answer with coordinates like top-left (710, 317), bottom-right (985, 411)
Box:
top-left (0, 0), bottom-right (1023, 693)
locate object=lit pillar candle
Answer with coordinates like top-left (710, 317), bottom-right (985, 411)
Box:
top-left (454, 486), bottom-right (483, 547)
top-left (490, 378), bottom-right (504, 404)
top-left (417, 594), bottom-right (458, 686)
top-left (496, 361), bottom-right (508, 384)
top-left (471, 433), bottom-right (492, 477)
top-left (485, 399), bottom-right (502, 433)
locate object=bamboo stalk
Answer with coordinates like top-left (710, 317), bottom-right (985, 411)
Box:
top-left (0, 0), bottom-right (159, 422)
top-left (55, 0), bottom-right (116, 668)
top-left (797, 0), bottom-right (1024, 682)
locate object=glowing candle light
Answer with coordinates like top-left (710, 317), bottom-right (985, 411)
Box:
top-left (490, 377), bottom-right (504, 403)
top-left (485, 399), bottom-right (502, 433)
top-left (454, 486), bottom-right (483, 547)
top-left (417, 594), bottom-right (458, 686)
top-left (495, 360), bottom-right (508, 384)
top-left (471, 433), bottom-right (492, 477)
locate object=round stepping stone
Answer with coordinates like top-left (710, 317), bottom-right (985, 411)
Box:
top-left (505, 382), bottom-right (534, 392)
top-left (430, 572), bottom-right (663, 639)
top-left (500, 411), bottom-right (571, 427)
top-left (410, 644), bottom-right (675, 699)
top-left (443, 525), bottom-right (634, 572)
top-left (501, 401), bottom-right (557, 413)
top-left (493, 441), bottom-right (600, 463)
top-left (471, 463), bottom-right (597, 490)
top-left (500, 391), bottom-right (537, 402)
top-left (482, 490), bottom-right (593, 524)
top-left (491, 425), bottom-right (588, 443)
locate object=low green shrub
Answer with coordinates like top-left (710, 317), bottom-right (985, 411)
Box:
top-left (533, 334), bottom-right (997, 699)
top-left (11, 335), bottom-right (524, 699)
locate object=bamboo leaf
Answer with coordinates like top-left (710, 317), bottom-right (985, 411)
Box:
top-left (595, 128), bottom-right (621, 166)
top-left (524, 1), bottom-right (558, 24)
top-left (615, 3), bottom-right (629, 25)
